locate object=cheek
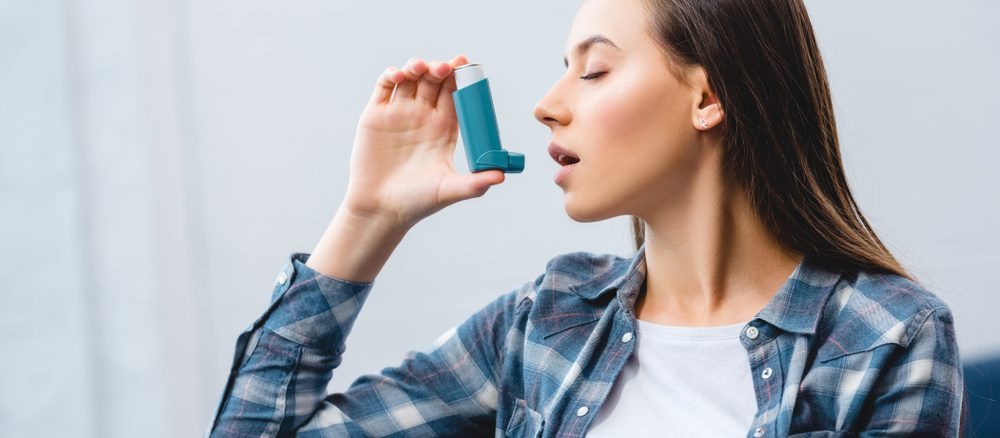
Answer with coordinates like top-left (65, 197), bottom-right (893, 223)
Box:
top-left (582, 77), bottom-right (693, 189)
top-left (588, 82), bottom-right (657, 148)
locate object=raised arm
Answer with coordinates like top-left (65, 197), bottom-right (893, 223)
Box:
top-left (207, 54), bottom-right (514, 437)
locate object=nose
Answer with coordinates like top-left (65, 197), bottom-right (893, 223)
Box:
top-left (533, 89), bottom-right (571, 128)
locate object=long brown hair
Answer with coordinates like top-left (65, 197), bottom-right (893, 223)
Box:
top-left (634, 0), bottom-right (912, 281)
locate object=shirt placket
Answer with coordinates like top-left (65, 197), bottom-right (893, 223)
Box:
top-left (741, 322), bottom-right (784, 438)
top-left (555, 307), bottom-right (636, 438)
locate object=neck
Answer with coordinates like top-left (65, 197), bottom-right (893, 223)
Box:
top-left (635, 161), bottom-right (803, 327)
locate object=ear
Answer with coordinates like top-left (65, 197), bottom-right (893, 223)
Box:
top-left (688, 66), bottom-right (724, 131)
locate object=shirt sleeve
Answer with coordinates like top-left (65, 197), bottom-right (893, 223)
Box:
top-left (206, 252), bottom-right (539, 437)
top-left (859, 306), bottom-right (967, 437)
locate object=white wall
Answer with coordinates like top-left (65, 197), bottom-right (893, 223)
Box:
top-left (1, 0), bottom-right (996, 436)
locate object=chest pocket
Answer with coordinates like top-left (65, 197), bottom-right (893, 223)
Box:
top-left (506, 398), bottom-right (545, 438)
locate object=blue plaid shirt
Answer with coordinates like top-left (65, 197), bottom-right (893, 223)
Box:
top-left (207, 243), bottom-right (967, 437)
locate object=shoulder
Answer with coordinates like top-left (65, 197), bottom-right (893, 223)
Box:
top-left (816, 267), bottom-right (956, 362)
top-left (510, 249), bottom-right (630, 303)
top-left (508, 249), bottom-right (632, 338)
top-left (811, 268), bottom-right (965, 435)
top-left (468, 249), bottom-right (626, 326)
top-left (538, 248), bottom-right (631, 298)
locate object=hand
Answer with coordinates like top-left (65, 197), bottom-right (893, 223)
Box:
top-left (342, 55), bottom-right (506, 229)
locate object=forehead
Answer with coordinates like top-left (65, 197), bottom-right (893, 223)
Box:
top-left (565, 0), bottom-right (649, 56)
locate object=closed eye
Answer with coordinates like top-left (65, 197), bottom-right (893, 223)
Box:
top-left (579, 71), bottom-right (607, 81)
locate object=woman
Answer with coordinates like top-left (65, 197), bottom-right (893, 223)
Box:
top-left (207, 0), bottom-right (967, 436)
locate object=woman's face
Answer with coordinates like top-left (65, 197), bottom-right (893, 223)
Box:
top-left (534, 0), bottom-right (720, 223)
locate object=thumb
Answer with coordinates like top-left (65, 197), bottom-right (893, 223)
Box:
top-left (439, 170), bottom-right (505, 205)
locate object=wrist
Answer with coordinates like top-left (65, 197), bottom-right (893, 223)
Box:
top-left (304, 202), bottom-right (411, 283)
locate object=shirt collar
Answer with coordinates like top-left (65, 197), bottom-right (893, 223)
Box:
top-left (566, 242), bottom-right (844, 335)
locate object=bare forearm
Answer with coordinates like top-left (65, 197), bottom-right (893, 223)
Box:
top-left (305, 205), bottom-right (410, 283)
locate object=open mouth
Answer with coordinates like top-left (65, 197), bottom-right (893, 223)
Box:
top-left (555, 154), bottom-right (581, 166)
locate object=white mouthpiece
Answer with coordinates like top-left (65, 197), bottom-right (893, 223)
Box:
top-left (454, 63), bottom-right (486, 90)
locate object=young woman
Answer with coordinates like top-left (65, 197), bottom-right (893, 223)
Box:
top-left (207, 0), bottom-right (967, 436)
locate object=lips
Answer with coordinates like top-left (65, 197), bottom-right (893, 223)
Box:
top-left (548, 142), bottom-right (580, 166)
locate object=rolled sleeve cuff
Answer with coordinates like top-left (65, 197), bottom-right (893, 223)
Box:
top-left (257, 252), bottom-right (375, 350)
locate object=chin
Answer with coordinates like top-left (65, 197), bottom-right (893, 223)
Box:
top-left (564, 196), bottom-right (613, 223)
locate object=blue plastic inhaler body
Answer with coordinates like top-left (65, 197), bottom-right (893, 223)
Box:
top-left (452, 63), bottom-right (525, 173)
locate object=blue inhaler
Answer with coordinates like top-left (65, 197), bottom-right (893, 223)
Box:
top-left (452, 63), bottom-right (525, 173)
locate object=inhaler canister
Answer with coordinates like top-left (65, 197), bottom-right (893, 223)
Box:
top-left (452, 63), bottom-right (525, 173)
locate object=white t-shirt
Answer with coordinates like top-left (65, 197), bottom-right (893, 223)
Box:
top-left (585, 317), bottom-right (757, 437)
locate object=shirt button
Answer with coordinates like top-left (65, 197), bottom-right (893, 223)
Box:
top-left (754, 427), bottom-right (765, 437)
top-left (576, 406), bottom-right (589, 417)
top-left (276, 271), bottom-right (288, 285)
top-left (621, 332), bottom-right (634, 343)
top-left (745, 326), bottom-right (759, 339)
top-left (761, 367), bottom-right (773, 379)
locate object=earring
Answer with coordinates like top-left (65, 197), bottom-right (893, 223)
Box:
top-left (698, 117), bottom-right (709, 128)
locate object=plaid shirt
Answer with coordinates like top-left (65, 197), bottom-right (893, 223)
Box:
top-left (207, 243), bottom-right (967, 437)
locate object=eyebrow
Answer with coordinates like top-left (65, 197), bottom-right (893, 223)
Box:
top-left (563, 35), bottom-right (621, 68)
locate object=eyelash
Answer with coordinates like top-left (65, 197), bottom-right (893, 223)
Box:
top-left (579, 71), bottom-right (607, 81)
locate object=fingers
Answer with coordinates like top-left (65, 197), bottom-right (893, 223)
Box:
top-left (369, 55), bottom-right (471, 108)
top-left (415, 61), bottom-right (451, 107)
top-left (370, 66), bottom-right (405, 105)
top-left (448, 54), bottom-right (470, 69)
top-left (435, 55), bottom-right (469, 113)
top-left (394, 58), bottom-right (428, 101)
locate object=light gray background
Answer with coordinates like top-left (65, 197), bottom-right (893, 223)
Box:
top-left (2, 1), bottom-right (997, 437)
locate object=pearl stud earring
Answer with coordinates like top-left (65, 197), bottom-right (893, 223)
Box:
top-left (698, 117), bottom-right (709, 128)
